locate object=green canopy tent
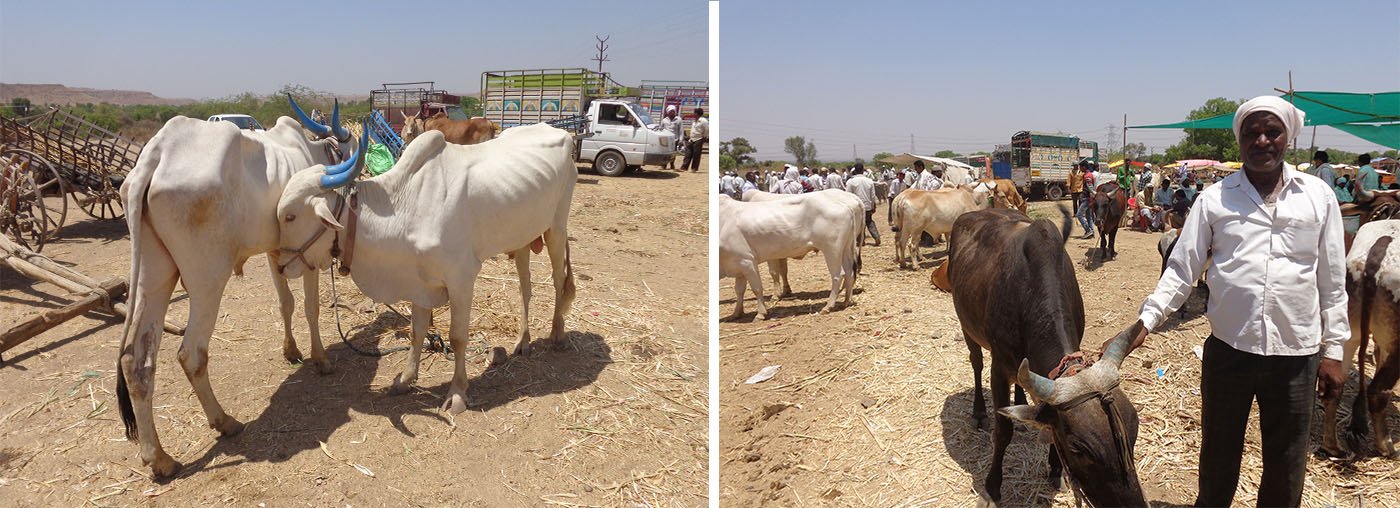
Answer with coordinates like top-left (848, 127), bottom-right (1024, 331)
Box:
top-left (1130, 91), bottom-right (1400, 149)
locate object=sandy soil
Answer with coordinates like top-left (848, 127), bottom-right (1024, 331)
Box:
top-left (718, 200), bottom-right (1400, 507)
top-left (0, 161), bottom-right (708, 506)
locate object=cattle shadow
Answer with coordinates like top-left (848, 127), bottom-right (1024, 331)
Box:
top-left (48, 216), bottom-right (127, 245)
top-left (940, 387), bottom-right (1056, 508)
top-left (176, 312), bottom-right (609, 480)
top-left (1310, 367), bottom-right (1400, 468)
top-left (576, 177), bottom-right (601, 185)
top-left (1145, 288), bottom-right (1208, 333)
top-left (579, 168), bottom-right (680, 180)
top-left (719, 290), bottom-right (864, 322)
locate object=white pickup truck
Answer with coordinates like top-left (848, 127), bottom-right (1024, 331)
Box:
top-left (207, 114), bottom-right (264, 131)
top-left (572, 99), bottom-right (677, 176)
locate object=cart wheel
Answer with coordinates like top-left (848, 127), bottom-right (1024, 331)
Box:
top-left (76, 175), bottom-right (123, 220)
top-left (1, 149), bottom-right (66, 252)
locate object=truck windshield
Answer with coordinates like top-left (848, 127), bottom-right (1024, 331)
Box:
top-left (627, 103), bottom-right (654, 126)
top-left (220, 116), bottom-right (262, 130)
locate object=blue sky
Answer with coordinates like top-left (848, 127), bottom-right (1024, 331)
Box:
top-left (1, 0), bottom-right (707, 100)
top-left (721, 0), bottom-right (1400, 160)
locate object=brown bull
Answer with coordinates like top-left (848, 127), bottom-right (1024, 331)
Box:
top-left (978, 178), bottom-right (1027, 213)
top-left (1093, 181), bottom-right (1127, 260)
top-left (944, 206), bottom-right (1145, 506)
top-left (400, 112), bottom-right (497, 146)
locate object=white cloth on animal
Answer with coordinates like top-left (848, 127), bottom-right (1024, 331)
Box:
top-left (1233, 95), bottom-right (1306, 144)
top-left (1138, 165), bottom-right (1348, 360)
top-left (844, 174), bottom-right (879, 211)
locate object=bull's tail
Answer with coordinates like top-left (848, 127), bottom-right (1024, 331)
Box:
top-left (1057, 204), bottom-right (1072, 245)
top-left (854, 216), bottom-right (864, 279)
top-left (116, 148), bottom-right (160, 441)
top-left (1357, 235), bottom-right (1392, 408)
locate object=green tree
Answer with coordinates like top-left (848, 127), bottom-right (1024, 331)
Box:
top-left (934, 149), bottom-right (959, 158)
top-left (872, 152), bottom-right (894, 165)
top-left (719, 153), bottom-right (738, 171)
top-left (10, 97), bottom-right (32, 116)
top-left (461, 96), bottom-right (483, 117)
top-left (1122, 142), bottom-right (1147, 160)
top-left (784, 136), bottom-right (817, 167)
top-left (720, 137), bottom-right (757, 166)
top-left (1164, 97), bottom-right (1241, 162)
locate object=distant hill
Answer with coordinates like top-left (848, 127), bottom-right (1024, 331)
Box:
top-left (0, 83), bottom-right (194, 106)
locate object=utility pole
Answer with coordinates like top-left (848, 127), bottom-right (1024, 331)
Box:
top-left (910, 134), bottom-right (915, 153)
top-left (1122, 113), bottom-right (1128, 159)
top-left (853, 144), bottom-right (857, 160)
top-left (592, 35), bottom-right (611, 74)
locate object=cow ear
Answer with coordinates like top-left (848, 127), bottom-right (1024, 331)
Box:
top-left (313, 199), bottom-right (344, 231)
top-left (998, 404), bottom-right (1055, 434)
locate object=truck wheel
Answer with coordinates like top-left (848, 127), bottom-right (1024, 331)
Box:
top-left (594, 151), bottom-right (627, 177)
top-left (1046, 184), bottom-right (1064, 200)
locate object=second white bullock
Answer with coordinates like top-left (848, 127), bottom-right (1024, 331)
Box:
top-left (275, 125), bottom-right (577, 415)
top-left (718, 191), bottom-right (863, 320)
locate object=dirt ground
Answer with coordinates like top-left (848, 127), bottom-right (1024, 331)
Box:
top-left (0, 161), bottom-right (708, 506)
top-left (719, 200), bottom-right (1400, 507)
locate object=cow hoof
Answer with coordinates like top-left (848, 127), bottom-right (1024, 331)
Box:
top-left (975, 495), bottom-right (996, 508)
top-left (283, 347), bottom-right (304, 364)
top-left (818, 306), bottom-right (833, 314)
top-left (752, 313), bottom-right (767, 322)
top-left (211, 415), bottom-right (245, 437)
top-left (388, 375), bottom-right (416, 396)
top-left (513, 340), bottom-right (532, 357)
top-left (306, 357), bottom-right (333, 375)
top-left (1379, 439), bottom-right (1397, 459)
top-left (487, 347), bottom-right (509, 367)
top-left (441, 393), bottom-right (469, 415)
top-left (1048, 473), bottom-right (1062, 490)
top-left (1319, 443), bottom-right (1353, 460)
top-left (147, 451), bottom-right (182, 479)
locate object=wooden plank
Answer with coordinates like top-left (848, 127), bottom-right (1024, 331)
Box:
top-left (1, 279), bottom-right (125, 354)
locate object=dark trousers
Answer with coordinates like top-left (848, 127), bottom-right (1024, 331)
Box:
top-left (682, 139), bottom-right (704, 171)
top-left (1196, 336), bottom-right (1318, 508)
top-left (864, 209), bottom-right (880, 244)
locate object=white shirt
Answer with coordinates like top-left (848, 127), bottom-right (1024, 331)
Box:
top-left (889, 175), bottom-right (908, 197)
top-left (659, 114), bottom-right (683, 147)
top-left (826, 172), bottom-right (845, 191)
top-left (689, 116), bottom-right (708, 142)
top-left (845, 174), bottom-right (878, 211)
top-left (1138, 166), bottom-right (1348, 360)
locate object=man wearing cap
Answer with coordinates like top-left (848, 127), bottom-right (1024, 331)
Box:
top-left (660, 105), bottom-right (683, 170)
top-left (1125, 96), bottom-right (1348, 507)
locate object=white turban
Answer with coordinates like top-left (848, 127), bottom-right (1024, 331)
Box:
top-left (1232, 95), bottom-right (1305, 144)
top-left (784, 166), bottom-right (800, 181)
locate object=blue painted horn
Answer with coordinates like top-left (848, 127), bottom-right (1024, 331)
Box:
top-left (287, 94), bottom-right (331, 138)
top-left (329, 99), bottom-right (350, 142)
top-left (319, 130), bottom-right (369, 188)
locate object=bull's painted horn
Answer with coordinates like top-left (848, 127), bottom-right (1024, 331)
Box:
top-left (1100, 320), bottom-right (1141, 370)
top-left (329, 99), bottom-right (350, 142)
top-left (1017, 358), bottom-right (1056, 403)
top-left (1357, 186), bottom-right (1375, 204)
top-left (319, 130), bottom-right (369, 188)
top-left (287, 94), bottom-right (331, 138)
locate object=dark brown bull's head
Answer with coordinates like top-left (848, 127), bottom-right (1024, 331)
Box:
top-left (998, 321), bottom-right (1147, 507)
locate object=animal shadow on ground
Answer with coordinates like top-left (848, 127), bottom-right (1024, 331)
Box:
top-left (180, 311), bottom-right (610, 479)
top-left (719, 288), bottom-right (864, 322)
top-left (1311, 368), bottom-right (1400, 466)
top-left (1081, 248), bottom-right (1106, 271)
top-left (940, 387), bottom-right (1056, 508)
top-left (613, 169), bottom-right (679, 180)
top-left (1145, 288), bottom-right (1208, 333)
top-left (48, 215), bottom-right (127, 245)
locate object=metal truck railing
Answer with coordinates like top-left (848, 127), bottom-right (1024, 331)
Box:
top-left (365, 110), bottom-right (405, 159)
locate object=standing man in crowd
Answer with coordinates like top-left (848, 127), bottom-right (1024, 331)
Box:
top-left (1118, 158), bottom-right (1136, 194)
top-left (887, 168), bottom-right (907, 226)
top-left (826, 165), bottom-right (845, 194)
top-left (740, 171), bottom-right (758, 197)
top-left (1068, 162), bottom-right (1085, 213)
top-left (1076, 161), bottom-right (1097, 238)
top-left (1128, 96), bottom-right (1347, 507)
top-left (682, 108), bottom-right (707, 172)
top-left (1355, 153), bottom-right (1379, 194)
top-left (1311, 151), bottom-right (1335, 195)
top-left (844, 163), bottom-right (880, 246)
top-left (660, 105), bottom-right (683, 170)
top-left (775, 165), bottom-right (804, 194)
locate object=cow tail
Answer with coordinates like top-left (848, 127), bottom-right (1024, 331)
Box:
top-left (1058, 203), bottom-right (1072, 246)
top-left (116, 150), bottom-right (157, 441)
top-left (1357, 235), bottom-right (1392, 406)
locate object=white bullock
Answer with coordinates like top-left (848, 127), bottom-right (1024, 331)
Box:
top-left (275, 125), bottom-right (577, 415)
top-left (116, 98), bottom-right (353, 477)
top-left (718, 191), bottom-right (863, 320)
top-left (892, 183), bottom-right (998, 268)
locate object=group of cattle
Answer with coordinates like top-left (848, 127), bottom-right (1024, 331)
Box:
top-left (724, 171), bottom-right (1399, 505)
top-left (718, 179), bottom-right (1025, 321)
top-left (115, 97), bottom-right (574, 477)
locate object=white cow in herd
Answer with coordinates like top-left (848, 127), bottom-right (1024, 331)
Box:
top-left (719, 190), bottom-right (864, 320)
top-left (116, 97), bottom-right (353, 477)
top-left (275, 125), bottom-right (577, 415)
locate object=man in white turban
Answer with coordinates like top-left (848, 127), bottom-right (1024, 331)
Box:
top-left (1126, 95), bottom-right (1345, 507)
top-left (775, 165), bottom-right (804, 194)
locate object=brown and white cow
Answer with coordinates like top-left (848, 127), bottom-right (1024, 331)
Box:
top-left (944, 206), bottom-right (1145, 506)
top-left (978, 178), bottom-right (1028, 213)
top-left (891, 182), bottom-right (998, 268)
top-left (1322, 188), bottom-right (1400, 459)
top-left (401, 111), bottom-right (497, 146)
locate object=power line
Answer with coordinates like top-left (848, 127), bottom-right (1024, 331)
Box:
top-left (592, 35), bottom-right (610, 73)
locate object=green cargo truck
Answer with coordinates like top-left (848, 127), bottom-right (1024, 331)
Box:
top-left (1009, 131), bottom-right (1099, 200)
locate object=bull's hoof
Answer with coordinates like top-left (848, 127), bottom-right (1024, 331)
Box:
top-left (441, 392), bottom-right (469, 415)
top-left (282, 346), bottom-right (304, 364)
top-left (147, 451), bottom-right (182, 479)
top-left (487, 347), bottom-right (509, 367)
top-left (306, 356), bottom-right (333, 375)
top-left (1319, 442), bottom-right (1353, 460)
top-left (1378, 438), bottom-right (1397, 459)
top-left (972, 414), bottom-right (988, 431)
top-left (211, 414), bottom-right (245, 437)
top-left (752, 312), bottom-right (767, 322)
top-left (513, 338), bottom-right (532, 357)
top-left (388, 374), bottom-right (416, 395)
top-left (818, 306), bottom-right (833, 314)
top-left (1048, 472), bottom-right (1062, 490)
